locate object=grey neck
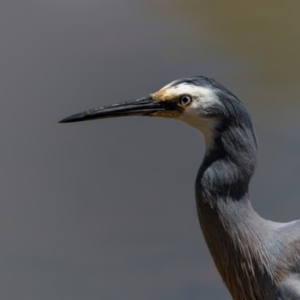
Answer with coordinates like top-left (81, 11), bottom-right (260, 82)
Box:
top-left (195, 123), bottom-right (277, 299)
top-left (197, 119), bottom-right (258, 204)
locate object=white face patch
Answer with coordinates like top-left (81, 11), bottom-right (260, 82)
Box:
top-left (155, 82), bottom-right (222, 148)
top-left (160, 82), bottom-right (218, 105)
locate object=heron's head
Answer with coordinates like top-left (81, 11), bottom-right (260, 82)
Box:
top-left (60, 76), bottom-right (254, 148)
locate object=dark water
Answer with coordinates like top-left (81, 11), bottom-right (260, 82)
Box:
top-left (1, 1), bottom-right (300, 299)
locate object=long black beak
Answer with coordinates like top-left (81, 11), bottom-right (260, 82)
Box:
top-left (59, 97), bottom-right (172, 123)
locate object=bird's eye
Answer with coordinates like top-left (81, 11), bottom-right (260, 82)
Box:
top-left (179, 95), bottom-right (192, 106)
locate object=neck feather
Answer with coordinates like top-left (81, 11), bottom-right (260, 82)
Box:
top-left (195, 122), bottom-right (278, 299)
top-left (198, 116), bottom-right (258, 202)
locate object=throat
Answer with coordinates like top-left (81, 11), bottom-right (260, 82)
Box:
top-left (198, 122), bottom-right (258, 204)
top-left (195, 125), bottom-right (276, 299)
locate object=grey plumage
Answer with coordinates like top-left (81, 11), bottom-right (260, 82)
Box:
top-left (60, 76), bottom-right (300, 299)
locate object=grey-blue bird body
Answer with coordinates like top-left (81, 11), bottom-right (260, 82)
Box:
top-left (60, 76), bottom-right (300, 300)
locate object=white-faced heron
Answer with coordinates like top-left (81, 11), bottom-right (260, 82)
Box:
top-left (60, 76), bottom-right (300, 300)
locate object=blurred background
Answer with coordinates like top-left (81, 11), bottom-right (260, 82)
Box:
top-left (1, 1), bottom-right (300, 299)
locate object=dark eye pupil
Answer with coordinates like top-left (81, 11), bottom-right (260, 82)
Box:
top-left (180, 96), bottom-right (191, 105)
